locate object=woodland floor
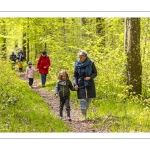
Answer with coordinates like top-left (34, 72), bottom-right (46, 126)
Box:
top-left (19, 72), bottom-right (105, 132)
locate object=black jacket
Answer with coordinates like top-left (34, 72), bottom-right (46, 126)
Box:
top-left (55, 79), bottom-right (75, 98)
top-left (10, 54), bottom-right (17, 62)
top-left (74, 61), bottom-right (97, 99)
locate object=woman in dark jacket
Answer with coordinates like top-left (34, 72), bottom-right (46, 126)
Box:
top-left (73, 50), bottom-right (97, 120)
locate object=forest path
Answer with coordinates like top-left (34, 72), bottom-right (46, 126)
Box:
top-left (19, 72), bottom-right (103, 132)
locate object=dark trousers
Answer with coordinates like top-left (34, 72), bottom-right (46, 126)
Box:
top-left (41, 74), bottom-right (47, 85)
top-left (19, 68), bottom-right (23, 72)
top-left (59, 97), bottom-right (70, 118)
top-left (29, 78), bottom-right (33, 86)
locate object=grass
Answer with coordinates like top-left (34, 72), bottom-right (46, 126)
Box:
top-left (87, 93), bottom-right (150, 132)
top-left (40, 74), bottom-right (150, 132)
top-left (33, 72), bottom-right (150, 132)
top-left (0, 63), bottom-right (73, 132)
top-left (0, 85), bottom-right (73, 132)
top-left (2, 61), bottom-right (150, 132)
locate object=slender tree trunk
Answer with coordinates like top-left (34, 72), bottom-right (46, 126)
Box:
top-left (26, 38), bottom-right (29, 62)
top-left (125, 18), bottom-right (142, 95)
top-left (96, 18), bottom-right (104, 34)
top-left (1, 19), bottom-right (7, 60)
top-left (26, 18), bottom-right (30, 62)
top-left (35, 43), bottom-right (37, 60)
top-left (62, 18), bottom-right (66, 45)
top-left (82, 18), bottom-right (86, 25)
top-left (96, 18), bottom-right (105, 46)
top-left (81, 18), bottom-right (86, 37)
top-left (2, 38), bottom-right (6, 60)
top-left (22, 32), bottom-right (26, 60)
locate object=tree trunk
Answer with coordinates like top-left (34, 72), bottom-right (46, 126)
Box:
top-left (22, 32), bottom-right (26, 61)
top-left (96, 18), bottom-right (105, 46)
top-left (1, 38), bottom-right (6, 60)
top-left (81, 18), bottom-right (86, 25)
top-left (81, 18), bottom-right (87, 37)
top-left (26, 18), bottom-right (30, 62)
top-left (125, 18), bottom-right (142, 95)
top-left (26, 38), bottom-right (29, 62)
top-left (1, 19), bottom-right (7, 60)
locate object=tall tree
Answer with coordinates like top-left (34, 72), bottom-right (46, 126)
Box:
top-left (22, 32), bottom-right (26, 61)
top-left (124, 18), bottom-right (142, 95)
top-left (62, 18), bottom-right (66, 44)
top-left (81, 18), bottom-right (86, 37)
top-left (96, 18), bottom-right (105, 46)
top-left (26, 18), bottom-right (30, 62)
top-left (1, 19), bottom-right (7, 59)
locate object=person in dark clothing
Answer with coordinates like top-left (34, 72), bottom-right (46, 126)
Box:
top-left (55, 70), bottom-right (77, 121)
top-left (9, 52), bottom-right (17, 70)
top-left (10, 52), bottom-right (17, 62)
top-left (73, 50), bottom-right (97, 121)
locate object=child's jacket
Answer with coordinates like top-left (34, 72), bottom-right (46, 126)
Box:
top-left (18, 62), bottom-right (23, 68)
top-left (55, 79), bottom-right (75, 98)
top-left (26, 66), bottom-right (37, 78)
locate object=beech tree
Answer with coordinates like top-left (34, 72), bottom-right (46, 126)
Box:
top-left (124, 18), bottom-right (142, 95)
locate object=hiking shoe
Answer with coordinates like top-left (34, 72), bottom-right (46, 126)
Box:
top-left (81, 110), bottom-right (86, 121)
top-left (42, 84), bottom-right (45, 87)
top-left (59, 116), bottom-right (63, 120)
top-left (67, 117), bottom-right (72, 121)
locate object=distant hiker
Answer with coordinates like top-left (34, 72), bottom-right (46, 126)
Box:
top-left (9, 52), bottom-right (17, 62)
top-left (17, 50), bottom-right (24, 62)
top-left (18, 60), bottom-right (23, 72)
top-left (9, 52), bottom-right (17, 70)
top-left (37, 51), bottom-right (51, 87)
top-left (17, 50), bottom-right (24, 72)
top-left (25, 61), bottom-right (38, 88)
top-left (55, 70), bottom-right (77, 121)
top-left (73, 50), bottom-right (97, 121)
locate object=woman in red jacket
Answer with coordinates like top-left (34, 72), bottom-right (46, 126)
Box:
top-left (37, 51), bottom-right (51, 87)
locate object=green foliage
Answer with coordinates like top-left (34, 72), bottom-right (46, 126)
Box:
top-left (89, 96), bottom-right (150, 132)
top-left (0, 61), bottom-right (72, 132)
top-left (1, 17), bottom-right (150, 132)
top-left (0, 61), bottom-right (24, 108)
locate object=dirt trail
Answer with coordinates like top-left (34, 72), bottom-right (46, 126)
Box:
top-left (20, 72), bottom-right (103, 132)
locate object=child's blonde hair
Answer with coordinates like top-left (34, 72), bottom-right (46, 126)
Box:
top-left (57, 70), bottom-right (69, 80)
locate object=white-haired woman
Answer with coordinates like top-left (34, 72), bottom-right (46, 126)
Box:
top-left (73, 50), bottom-right (97, 121)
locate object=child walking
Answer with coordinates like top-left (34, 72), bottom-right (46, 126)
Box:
top-left (18, 60), bottom-right (23, 72)
top-left (25, 62), bottom-right (38, 88)
top-left (55, 70), bottom-right (77, 121)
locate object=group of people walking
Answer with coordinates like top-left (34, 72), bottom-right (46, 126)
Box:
top-left (9, 50), bottom-right (24, 71)
top-left (25, 51), bottom-right (50, 88)
top-left (12, 49), bottom-right (97, 121)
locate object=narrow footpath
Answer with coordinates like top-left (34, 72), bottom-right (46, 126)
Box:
top-left (20, 72), bottom-right (103, 132)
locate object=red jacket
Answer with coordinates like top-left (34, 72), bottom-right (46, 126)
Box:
top-left (37, 55), bottom-right (51, 74)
